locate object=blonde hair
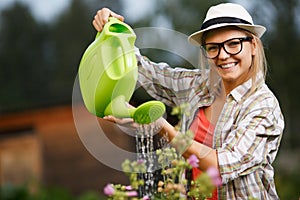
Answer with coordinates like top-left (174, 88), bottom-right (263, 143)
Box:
top-left (250, 34), bottom-right (267, 81)
top-left (244, 32), bottom-right (268, 94)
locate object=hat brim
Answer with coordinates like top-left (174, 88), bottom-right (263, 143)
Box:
top-left (188, 23), bottom-right (266, 46)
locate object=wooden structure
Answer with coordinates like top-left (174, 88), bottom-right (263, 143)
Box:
top-left (0, 104), bottom-right (135, 194)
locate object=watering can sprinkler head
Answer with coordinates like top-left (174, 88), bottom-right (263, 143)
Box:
top-left (78, 17), bottom-right (165, 124)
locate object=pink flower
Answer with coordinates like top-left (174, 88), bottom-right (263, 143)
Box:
top-left (103, 184), bottom-right (115, 196)
top-left (137, 159), bottom-right (145, 164)
top-left (143, 195), bottom-right (150, 200)
top-left (125, 185), bottom-right (133, 190)
top-left (206, 167), bottom-right (222, 186)
top-left (187, 154), bottom-right (199, 168)
top-left (126, 190), bottom-right (138, 197)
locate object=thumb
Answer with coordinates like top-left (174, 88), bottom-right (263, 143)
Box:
top-left (110, 11), bottom-right (124, 22)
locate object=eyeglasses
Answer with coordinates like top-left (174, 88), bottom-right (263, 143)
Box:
top-left (202, 36), bottom-right (253, 59)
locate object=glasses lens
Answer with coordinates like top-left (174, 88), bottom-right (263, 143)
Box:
top-left (224, 39), bottom-right (242, 55)
top-left (204, 44), bottom-right (219, 59)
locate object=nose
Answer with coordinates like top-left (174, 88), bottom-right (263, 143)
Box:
top-left (218, 46), bottom-right (230, 59)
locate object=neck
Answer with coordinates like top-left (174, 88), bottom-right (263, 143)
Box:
top-left (223, 72), bottom-right (253, 95)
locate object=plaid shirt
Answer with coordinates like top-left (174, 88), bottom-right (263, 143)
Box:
top-left (136, 51), bottom-right (284, 200)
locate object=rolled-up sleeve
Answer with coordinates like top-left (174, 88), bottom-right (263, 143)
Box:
top-left (135, 48), bottom-right (209, 107)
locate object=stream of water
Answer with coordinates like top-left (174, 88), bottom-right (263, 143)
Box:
top-left (135, 123), bottom-right (160, 197)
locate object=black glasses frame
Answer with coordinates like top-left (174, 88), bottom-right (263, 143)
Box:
top-left (202, 36), bottom-right (253, 59)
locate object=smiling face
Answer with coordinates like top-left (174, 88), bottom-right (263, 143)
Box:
top-left (203, 27), bottom-right (257, 94)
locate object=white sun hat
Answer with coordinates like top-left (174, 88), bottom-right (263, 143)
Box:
top-left (188, 3), bottom-right (266, 46)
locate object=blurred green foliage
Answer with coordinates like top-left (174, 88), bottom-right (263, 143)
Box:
top-left (0, 183), bottom-right (106, 200)
top-left (0, 0), bottom-right (122, 113)
top-left (275, 169), bottom-right (300, 199)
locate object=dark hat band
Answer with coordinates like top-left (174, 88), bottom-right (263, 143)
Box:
top-left (201, 17), bottom-right (252, 30)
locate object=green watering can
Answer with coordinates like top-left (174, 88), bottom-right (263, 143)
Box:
top-left (78, 17), bottom-right (165, 124)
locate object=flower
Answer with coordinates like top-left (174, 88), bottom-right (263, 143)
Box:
top-left (137, 159), bottom-right (145, 164)
top-left (187, 154), bottom-right (199, 168)
top-left (103, 104), bottom-right (219, 199)
top-left (126, 191), bottom-right (138, 197)
top-left (206, 167), bottom-right (222, 186)
top-left (142, 195), bottom-right (150, 200)
top-left (125, 185), bottom-right (133, 190)
top-left (103, 184), bottom-right (115, 196)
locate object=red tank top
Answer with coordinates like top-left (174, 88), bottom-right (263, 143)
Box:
top-left (189, 107), bottom-right (217, 200)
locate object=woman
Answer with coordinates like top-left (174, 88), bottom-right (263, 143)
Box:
top-left (93, 3), bottom-right (284, 200)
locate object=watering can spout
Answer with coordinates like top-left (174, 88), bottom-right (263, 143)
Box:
top-left (78, 17), bottom-right (165, 124)
top-left (104, 95), bottom-right (166, 124)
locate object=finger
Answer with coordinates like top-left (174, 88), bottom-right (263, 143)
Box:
top-left (92, 8), bottom-right (109, 31)
top-left (110, 11), bottom-right (124, 22)
top-left (93, 11), bottom-right (108, 31)
top-left (103, 115), bottom-right (135, 125)
top-left (114, 117), bottom-right (135, 125)
top-left (103, 115), bottom-right (116, 123)
top-left (92, 20), bottom-right (102, 32)
top-left (93, 8), bottom-right (124, 32)
top-left (98, 8), bottom-right (111, 24)
top-left (102, 7), bottom-right (124, 22)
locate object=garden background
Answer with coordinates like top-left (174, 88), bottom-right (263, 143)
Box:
top-left (0, 0), bottom-right (299, 199)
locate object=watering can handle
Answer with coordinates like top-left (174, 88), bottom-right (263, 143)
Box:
top-left (95, 17), bottom-right (122, 39)
top-left (95, 17), bottom-right (137, 77)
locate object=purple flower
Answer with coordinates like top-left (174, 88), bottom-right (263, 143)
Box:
top-left (126, 191), bottom-right (138, 197)
top-left (103, 184), bottom-right (115, 196)
top-left (187, 154), bottom-right (199, 168)
top-left (206, 167), bottom-right (222, 186)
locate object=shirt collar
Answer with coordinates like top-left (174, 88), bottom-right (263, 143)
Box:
top-left (229, 73), bottom-right (264, 102)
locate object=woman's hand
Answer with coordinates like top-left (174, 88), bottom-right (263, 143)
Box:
top-left (103, 115), bottom-right (168, 137)
top-left (103, 115), bottom-right (139, 136)
top-left (92, 8), bottom-right (124, 32)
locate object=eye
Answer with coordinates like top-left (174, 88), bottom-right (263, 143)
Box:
top-left (227, 40), bottom-right (240, 48)
top-left (206, 45), bottom-right (218, 52)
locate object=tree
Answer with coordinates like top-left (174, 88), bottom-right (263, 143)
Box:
top-left (0, 2), bottom-right (47, 112)
top-left (41, 0), bottom-right (124, 105)
top-left (131, 0), bottom-right (229, 68)
top-left (0, 0), bottom-right (124, 113)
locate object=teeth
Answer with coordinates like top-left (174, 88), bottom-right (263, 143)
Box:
top-left (220, 63), bottom-right (235, 69)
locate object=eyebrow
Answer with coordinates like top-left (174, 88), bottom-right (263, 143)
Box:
top-left (204, 36), bottom-right (248, 45)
